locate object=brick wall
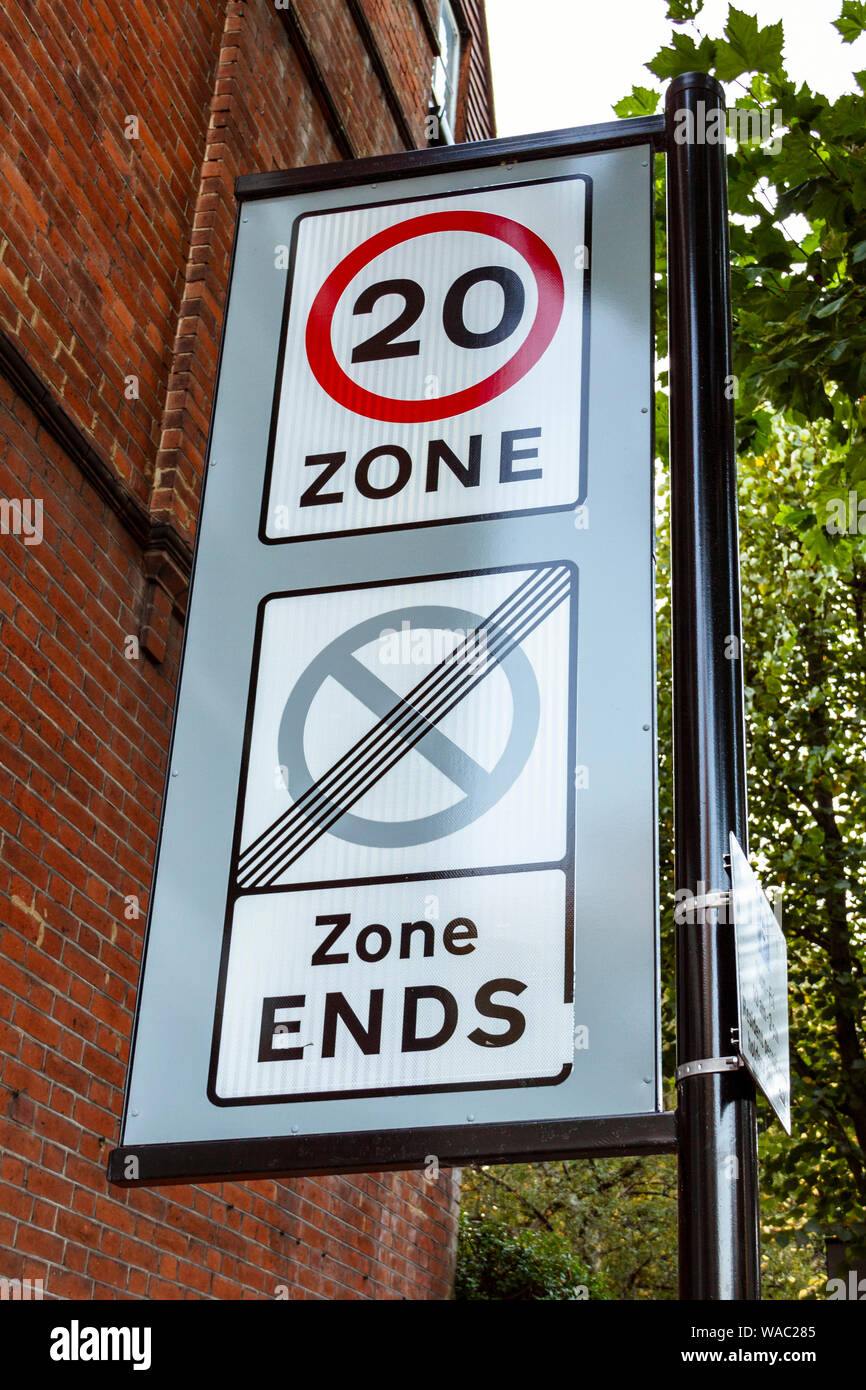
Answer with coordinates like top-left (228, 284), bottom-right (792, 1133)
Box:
top-left (0, 0), bottom-right (494, 1300)
top-left (454, 0), bottom-right (497, 144)
top-left (0, 1), bottom-right (225, 508)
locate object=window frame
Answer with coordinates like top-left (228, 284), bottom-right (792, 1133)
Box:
top-left (430, 0), bottom-right (463, 145)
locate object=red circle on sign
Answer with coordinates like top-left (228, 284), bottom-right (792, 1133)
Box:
top-left (304, 210), bottom-right (565, 423)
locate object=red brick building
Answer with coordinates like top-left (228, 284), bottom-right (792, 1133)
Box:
top-left (0, 0), bottom-right (494, 1300)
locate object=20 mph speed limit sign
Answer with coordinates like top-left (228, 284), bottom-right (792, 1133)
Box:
top-left (264, 178), bottom-right (589, 541)
top-left (111, 134), bottom-right (666, 1186)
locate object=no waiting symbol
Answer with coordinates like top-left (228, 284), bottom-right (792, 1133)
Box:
top-left (237, 566), bottom-right (571, 887)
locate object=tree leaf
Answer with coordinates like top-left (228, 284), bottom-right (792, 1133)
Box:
top-left (666, 0), bottom-right (704, 23)
top-left (834, 1), bottom-right (866, 44)
top-left (646, 32), bottom-right (717, 80)
top-left (613, 86), bottom-right (660, 118)
top-left (715, 6), bottom-right (784, 81)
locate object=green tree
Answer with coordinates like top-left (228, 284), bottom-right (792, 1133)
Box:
top-left (458, 1141), bottom-right (822, 1298)
top-left (454, 1207), bottom-right (610, 1300)
top-left (459, 1158), bottom-right (678, 1299)
top-left (620, 0), bottom-right (866, 1268)
top-left (738, 419), bottom-right (866, 1264)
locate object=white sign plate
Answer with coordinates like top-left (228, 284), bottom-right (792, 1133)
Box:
top-left (263, 176), bottom-right (589, 541)
top-left (212, 564), bottom-right (575, 1102)
top-left (730, 834), bottom-right (792, 1134)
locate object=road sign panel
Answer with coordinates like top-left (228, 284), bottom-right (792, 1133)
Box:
top-left (729, 835), bottom-right (791, 1134)
top-left (214, 871), bottom-right (572, 1103)
top-left (263, 176), bottom-right (589, 542)
top-left (111, 134), bottom-right (662, 1184)
top-left (210, 564), bottom-right (575, 1103)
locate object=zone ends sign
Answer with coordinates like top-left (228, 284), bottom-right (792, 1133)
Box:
top-left (213, 562), bottom-right (576, 1103)
top-left (110, 136), bottom-right (663, 1185)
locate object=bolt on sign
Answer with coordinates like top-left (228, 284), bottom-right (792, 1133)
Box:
top-left (110, 129), bottom-right (668, 1184)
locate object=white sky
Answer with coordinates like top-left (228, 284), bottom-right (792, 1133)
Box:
top-left (487, 0), bottom-right (866, 135)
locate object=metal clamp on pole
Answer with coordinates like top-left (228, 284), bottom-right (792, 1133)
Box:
top-left (677, 1056), bottom-right (742, 1081)
top-left (686, 890), bottom-right (732, 919)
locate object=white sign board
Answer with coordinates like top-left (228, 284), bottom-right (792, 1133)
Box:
top-left (263, 177), bottom-right (588, 541)
top-left (213, 564), bottom-right (575, 1102)
top-left (730, 834), bottom-right (791, 1134)
top-left (113, 137), bottom-right (662, 1182)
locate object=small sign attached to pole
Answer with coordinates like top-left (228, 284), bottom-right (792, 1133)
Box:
top-left (729, 834), bottom-right (791, 1134)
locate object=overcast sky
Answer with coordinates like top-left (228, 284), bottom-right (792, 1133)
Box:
top-left (486, 0), bottom-right (866, 135)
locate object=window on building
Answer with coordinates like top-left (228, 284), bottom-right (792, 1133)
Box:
top-left (429, 0), bottom-right (461, 144)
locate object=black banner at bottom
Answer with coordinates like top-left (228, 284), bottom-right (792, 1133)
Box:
top-left (6, 1296), bottom-right (860, 1375)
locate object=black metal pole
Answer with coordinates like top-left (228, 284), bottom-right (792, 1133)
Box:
top-left (666, 72), bottom-right (761, 1300)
